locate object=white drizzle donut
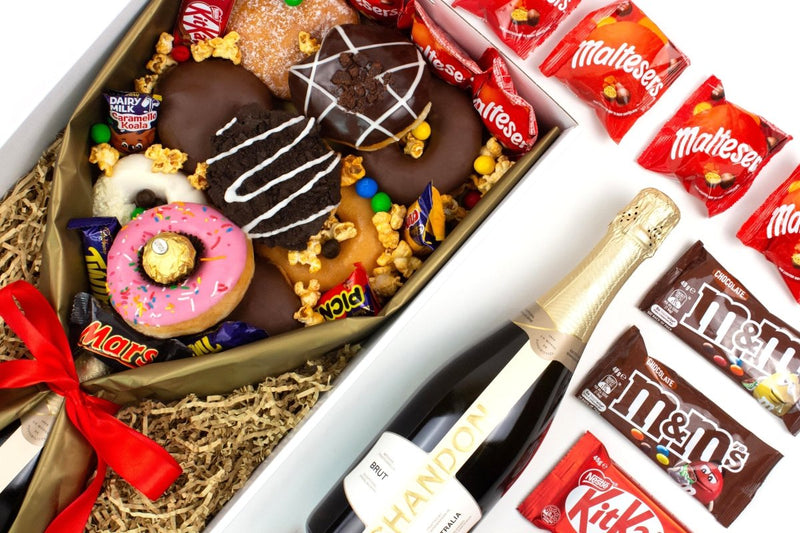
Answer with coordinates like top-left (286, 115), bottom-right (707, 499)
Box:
top-left (106, 202), bottom-right (254, 339)
top-left (92, 153), bottom-right (206, 224)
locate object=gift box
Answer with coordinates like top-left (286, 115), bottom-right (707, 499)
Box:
top-left (0, 0), bottom-right (575, 531)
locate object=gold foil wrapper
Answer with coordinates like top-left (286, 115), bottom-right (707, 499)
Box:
top-left (142, 232), bottom-right (196, 285)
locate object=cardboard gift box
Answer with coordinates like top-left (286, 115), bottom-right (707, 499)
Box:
top-left (0, 0), bottom-right (575, 531)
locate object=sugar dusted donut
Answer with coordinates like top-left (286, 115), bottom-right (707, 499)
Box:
top-left (107, 202), bottom-right (254, 338)
top-left (288, 24), bottom-right (432, 151)
top-left (228, 0), bottom-right (358, 100)
top-left (92, 153), bottom-right (206, 224)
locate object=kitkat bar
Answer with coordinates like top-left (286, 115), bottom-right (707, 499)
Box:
top-left (639, 241), bottom-right (800, 433)
top-left (638, 76), bottom-right (790, 216)
top-left (539, 1), bottom-right (688, 142)
top-left (575, 326), bottom-right (782, 527)
top-left (518, 431), bottom-right (689, 533)
top-left (738, 164), bottom-right (800, 302)
top-left (174, 0), bottom-right (236, 45)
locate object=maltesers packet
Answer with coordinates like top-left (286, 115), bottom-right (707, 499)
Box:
top-left (575, 325), bottom-right (782, 527)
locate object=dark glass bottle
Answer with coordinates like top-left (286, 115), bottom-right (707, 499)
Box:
top-left (306, 188), bottom-right (680, 533)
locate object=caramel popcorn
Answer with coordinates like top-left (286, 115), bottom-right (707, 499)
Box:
top-left (188, 162), bottom-right (209, 190)
top-left (479, 137), bottom-right (504, 158)
top-left (403, 132), bottom-right (424, 159)
top-left (192, 32), bottom-right (242, 64)
top-left (331, 222), bottom-right (357, 242)
top-left (472, 156), bottom-right (513, 194)
top-left (145, 144), bottom-right (188, 173)
top-left (441, 194), bottom-right (466, 222)
top-left (341, 155), bottom-right (365, 186)
top-left (390, 242), bottom-right (423, 278)
top-left (89, 143), bottom-right (120, 176)
top-left (294, 280), bottom-right (324, 327)
top-left (373, 211), bottom-right (400, 250)
top-left (370, 268), bottom-right (403, 298)
top-left (155, 32), bottom-right (174, 55)
top-left (389, 204), bottom-right (407, 230)
top-left (288, 245), bottom-right (323, 274)
top-left (298, 31), bottom-right (321, 55)
top-left (134, 74), bottom-right (158, 94)
top-left (146, 53), bottom-right (177, 75)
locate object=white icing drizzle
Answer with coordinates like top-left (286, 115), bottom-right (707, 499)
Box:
top-left (288, 25), bottom-right (428, 148)
top-left (207, 113), bottom-right (341, 240)
top-left (215, 116), bottom-right (238, 137)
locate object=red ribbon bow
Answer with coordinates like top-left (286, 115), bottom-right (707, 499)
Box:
top-left (0, 280), bottom-right (181, 532)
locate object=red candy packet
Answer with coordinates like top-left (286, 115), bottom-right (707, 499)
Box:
top-left (738, 165), bottom-right (800, 302)
top-left (348, 0), bottom-right (409, 24)
top-left (454, 0), bottom-right (581, 59)
top-left (639, 76), bottom-right (790, 216)
top-left (540, 1), bottom-right (688, 143)
top-left (316, 264), bottom-right (381, 320)
top-left (402, 0), bottom-right (480, 89)
top-left (173, 0), bottom-right (236, 45)
top-left (518, 431), bottom-right (689, 533)
top-left (472, 48), bottom-right (538, 153)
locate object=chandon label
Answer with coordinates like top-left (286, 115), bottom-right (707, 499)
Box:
top-left (343, 432), bottom-right (481, 533)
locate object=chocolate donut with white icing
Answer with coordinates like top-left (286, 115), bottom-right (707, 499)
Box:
top-left (156, 59), bottom-right (274, 170)
top-left (205, 104), bottom-right (341, 250)
top-left (288, 24), bottom-right (432, 151)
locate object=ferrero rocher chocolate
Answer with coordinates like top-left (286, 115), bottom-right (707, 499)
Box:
top-left (142, 231), bottom-right (196, 284)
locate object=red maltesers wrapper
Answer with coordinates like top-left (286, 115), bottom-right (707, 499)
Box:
top-left (174, 0), bottom-right (236, 45)
top-left (519, 431), bottom-right (689, 533)
top-left (472, 48), bottom-right (538, 153)
top-left (540, 1), bottom-right (688, 143)
top-left (348, 0), bottom-right (409, 24)
top-left (403, 0), bottom-right (480, 89)
top-left (738, 165), bottom-right (800, 302)
top-left (454, 0), bottom-right (582, 59)
top-left (639, 75), bottom-right (790, 216)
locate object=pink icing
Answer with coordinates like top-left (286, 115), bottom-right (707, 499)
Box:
top-left (107, 202), bottom-right (249, 330)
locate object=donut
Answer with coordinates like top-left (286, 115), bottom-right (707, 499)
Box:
top-left (156, 58), bottom-right (274, 170)
top-left (288, 24), bottom-right (432, 151)
top-left (257, 186), bottom-right (384, 291)
top-left (205, 104), bottom-right (341, 250)
top-left (106, 202), bottom-right (254, 338)
top-left (92, 153), bottom-right (206, 224)
top-left (227, 256), bottom-right (302, 336)
top-left (227, 0), bottom-right (358, 100)
top-left (358, 77), bottom-right (484, 205)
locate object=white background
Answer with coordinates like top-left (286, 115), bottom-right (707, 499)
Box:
top-left (2, 1), bottom-right (799, 532)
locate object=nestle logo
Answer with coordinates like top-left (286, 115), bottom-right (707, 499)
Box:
top-left (579, 470), bottom-right (612, 491)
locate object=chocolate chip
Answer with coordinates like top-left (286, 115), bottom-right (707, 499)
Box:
top-left (339, 53), bottom-right (354, 68)
top-left (331, 70), bottom-right (351, 86)
top-left (321, 239), bottom-right (341, 259)
top-left (354, 53), bottom-right (370, 68)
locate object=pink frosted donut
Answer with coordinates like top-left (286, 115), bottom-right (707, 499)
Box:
top-left (107, 202), bottom-right (254, 338)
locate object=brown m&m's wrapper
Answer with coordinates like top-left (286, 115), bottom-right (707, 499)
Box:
top-left (575, 325), bottom-right (782, 527)
top-left (640, 241), bottom-right (800, 433)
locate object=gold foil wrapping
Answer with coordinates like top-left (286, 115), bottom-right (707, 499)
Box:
top-left (142, 232), bottom-right (196, 284)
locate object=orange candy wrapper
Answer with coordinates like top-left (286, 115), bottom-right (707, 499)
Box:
top-left (639, 75), bottom-right (790, 216)
top-left (540, 1), bottom-right (688, 142)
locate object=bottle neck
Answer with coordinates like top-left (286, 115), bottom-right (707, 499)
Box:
top-left (536, 230), bottom-right (652, 343)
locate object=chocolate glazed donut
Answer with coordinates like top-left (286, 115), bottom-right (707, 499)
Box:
top-left (358, 77), bottom-right (484, 205)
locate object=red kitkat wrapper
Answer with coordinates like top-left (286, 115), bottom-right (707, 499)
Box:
top-left (738, 165), bottom-right (800, 302)
top-left (405, 0), bottom-right (480, 89)
top-left (454, 0), bottom-right (581, 59)
top-left (519, 431), bottom-right (689, 533)
top-left (639, 76), bottom-right (790, 216)
top-left (472, 48), bottom-right (538, 153)
top-left (174, 0), bottom-right (235, 45)
top-left (540, 1), bottom-right (688, 142)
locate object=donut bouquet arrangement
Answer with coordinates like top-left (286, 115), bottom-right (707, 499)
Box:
top-left (0, 0), bottom-right (562, 531)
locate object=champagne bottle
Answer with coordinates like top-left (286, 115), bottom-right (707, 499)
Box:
top-left (306, 188), bottom-right (680, 533)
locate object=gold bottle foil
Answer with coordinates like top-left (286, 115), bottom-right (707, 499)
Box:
top-left (515, 188), bottom-right (680, 371)
top-left (142, 232), bottom-right (196, 285)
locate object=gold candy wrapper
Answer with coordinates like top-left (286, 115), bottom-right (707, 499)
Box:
top-left (142, 232), bottom-right (196, 285)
